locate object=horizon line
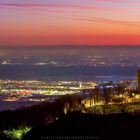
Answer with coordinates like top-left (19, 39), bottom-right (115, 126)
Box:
top-left (0, 45), bottom-right (140, 49)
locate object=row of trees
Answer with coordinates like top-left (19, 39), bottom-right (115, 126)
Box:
top-left (87, 83), bottom-right (129, 114)
top-left (54, 83), bottom-right (129, 115)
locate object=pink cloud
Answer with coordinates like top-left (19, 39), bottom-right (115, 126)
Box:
top-left (96, 0), bottom-right (140, 4)
top-left (95, 0), bottom-right (128, 2)
top-left (73, 16), bottom-right (140, 27)
top-left (0, 3), bottom-right (132, 12)
top-left (0, 2), bottom-right (139, 27)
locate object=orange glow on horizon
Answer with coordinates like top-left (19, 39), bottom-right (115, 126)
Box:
top-left (0, 0), bottom-right (140, 46)
top-left (0, 35), bottom-right (140, 46)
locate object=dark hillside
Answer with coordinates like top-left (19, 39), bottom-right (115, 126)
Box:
top-left (23, 112), bottom-right (140, 140)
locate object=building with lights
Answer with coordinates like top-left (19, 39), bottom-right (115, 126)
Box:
top-left (81, 98), bottom-right (94, 108)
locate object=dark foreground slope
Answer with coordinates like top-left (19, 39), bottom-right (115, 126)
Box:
top-left (23, 112), bottom-right (140, 140)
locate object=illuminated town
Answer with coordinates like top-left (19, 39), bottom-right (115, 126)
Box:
top-left (0, 80), bottom-right (96, 110)
top-left (0, 54), bottom-right (138, 67)
top-left (0, 76), bottom-right (140, 112)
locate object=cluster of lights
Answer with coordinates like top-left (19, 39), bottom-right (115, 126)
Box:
top-left (0, 80), bottom-right (98, 102)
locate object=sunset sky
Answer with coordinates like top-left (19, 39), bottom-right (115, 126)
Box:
top-left (0, 0), bottom-right (140, 46)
